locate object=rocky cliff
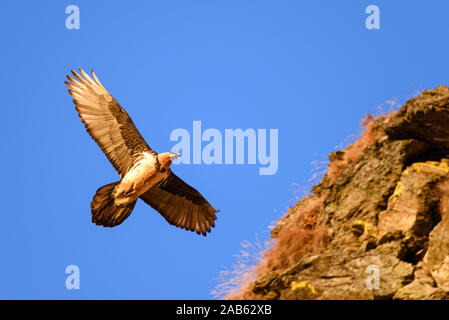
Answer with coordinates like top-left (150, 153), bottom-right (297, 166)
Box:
top-left (228, 85), bottom-right (449, 300)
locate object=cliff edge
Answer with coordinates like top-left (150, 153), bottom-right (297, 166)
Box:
top-left (229, 85), bottom-right (449, 300)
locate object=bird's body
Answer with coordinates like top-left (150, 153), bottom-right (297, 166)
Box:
top-left (115, 152), bottom-right (167, 206)
top-left (65, 68), bottom-right (218, 236)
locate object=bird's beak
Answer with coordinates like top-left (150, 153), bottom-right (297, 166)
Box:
top-left (170, 153), bottom-right (181, 160)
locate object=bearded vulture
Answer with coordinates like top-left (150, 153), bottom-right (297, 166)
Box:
top-left (65, 68), bottom-right (218, 236)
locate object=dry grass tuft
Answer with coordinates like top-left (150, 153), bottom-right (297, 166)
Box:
top-left (211, 236), bottom-right (272, 300)
top-left (327, 113), bottom-right (380, 184)
top-left (256, 227), bottom-right (329, 275)
top-left (289, 194), bottom-right (325, 231)
top-left (225, 226), bottom-right (329, 300)
top-left (220, 193), bottom-right (329, 300)
top-left (346, 113), bottom-right (378, 161)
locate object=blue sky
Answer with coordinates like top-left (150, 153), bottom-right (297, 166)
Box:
top-left (1, 1), bottom-right (448, 299)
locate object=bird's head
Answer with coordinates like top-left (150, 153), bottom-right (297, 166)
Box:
top-left (158, 152), bottom-right (181, 170)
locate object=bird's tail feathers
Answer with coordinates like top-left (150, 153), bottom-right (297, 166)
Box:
top-left (91, 182), bottom-right (136, 227)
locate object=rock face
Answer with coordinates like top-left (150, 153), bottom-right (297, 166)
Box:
top-left (233, 85), bottom-right (449, 300)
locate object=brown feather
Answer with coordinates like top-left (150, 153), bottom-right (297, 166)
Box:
top-left (139, 171), bottom-right (218, 236)
top-left (65, 68), bottom-right (156, 177)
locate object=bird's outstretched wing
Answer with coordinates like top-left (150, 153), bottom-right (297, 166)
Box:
top-left (140, 171), bottom-right (219, 236)
top-left (65, 68), bottom-right (155, 177)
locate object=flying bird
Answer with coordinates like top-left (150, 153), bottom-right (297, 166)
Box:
top-left (65, 68), bottom-right (218, 236)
